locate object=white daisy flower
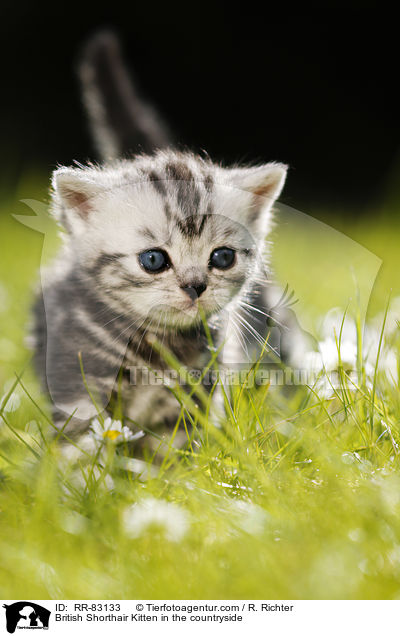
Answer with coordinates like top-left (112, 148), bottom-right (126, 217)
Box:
top-left (123, 498), bottom-right (190, 542)
top-left (319, 336), bottom-right (357, 372)
top-left (90, 417), bottom-right (144, 444)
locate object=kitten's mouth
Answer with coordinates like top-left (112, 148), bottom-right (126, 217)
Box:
top-left (169, 301), bottom-right (200, 318)
top-left (181, 296), bottom-right (213, 313)
top-left (158, 298), bottom-right (216, 326)
top-left (182, 299), bottom-right (199, 311)
top-left (144, 296), bottom-right (220, 330)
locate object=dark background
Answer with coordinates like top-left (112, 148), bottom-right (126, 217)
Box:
top-left (1, 4), bottom-right (398, 214)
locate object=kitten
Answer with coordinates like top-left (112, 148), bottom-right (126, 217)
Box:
top-left (32, 33), bottom-right (287, 434)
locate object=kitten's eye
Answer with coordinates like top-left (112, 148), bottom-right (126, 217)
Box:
top-left (209, 247), bottom-right (236, 270)
top-left (139, 249), bottom-right (170, 273)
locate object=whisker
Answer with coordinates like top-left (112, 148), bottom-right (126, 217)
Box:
top-left (228, 314), bottom-right (250, 360)
top-left (232, 310), bottom-right (279, 356)
top-left (238, 300), bottom-right (288, 330)
top-left (237, 303), bottom-right (268, 325)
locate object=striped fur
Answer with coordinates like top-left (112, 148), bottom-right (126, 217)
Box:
top-left (34, 150), bottom-right (287, 430)
top-left (32, 34), bottom-right (289, 434)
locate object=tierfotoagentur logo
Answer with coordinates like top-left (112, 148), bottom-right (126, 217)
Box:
top-left (14, 193), bottom-right (381, 423)
top-left (2, 603), bottom-right (51, 633)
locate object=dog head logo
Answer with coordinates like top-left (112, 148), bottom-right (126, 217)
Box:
top-left (2, 602), bottom-right (50, 633)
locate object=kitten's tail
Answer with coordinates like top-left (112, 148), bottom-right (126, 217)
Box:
top-left (79, 31), bottom-right (173, 160)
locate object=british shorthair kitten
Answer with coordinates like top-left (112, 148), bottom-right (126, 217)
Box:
top-left (32, 33), bottom-right (288, 435)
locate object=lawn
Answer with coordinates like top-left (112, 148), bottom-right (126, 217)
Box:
top-left (1, 176), bottom-right (400, 599)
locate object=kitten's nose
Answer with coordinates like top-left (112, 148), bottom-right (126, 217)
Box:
top-left (181, 283), bottom-right (207, 300)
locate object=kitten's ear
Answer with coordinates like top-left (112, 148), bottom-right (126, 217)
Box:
top-left (234, 163), bottom-right (287, 202)
top-left (51, 167), bottom-right (104, 231)
top-left (229, 162), bottom-right (288, 233)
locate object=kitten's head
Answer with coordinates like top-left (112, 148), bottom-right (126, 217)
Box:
top-left (52, 151), bottom-right (286, 331)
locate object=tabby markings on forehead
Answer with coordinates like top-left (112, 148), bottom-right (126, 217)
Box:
top-left (202, 172), bottom-right (214, 193)
top-left (176, 213), bottom-right (211, 238)
top-left (164, 162), bottom-right (202, 217)
top-left (198, 213), bottom-right (210, 235)
top-left (164, 202), bottom-right (172, 222)
top-left (164, 161), bottom-right (194, 183)
top-left (148, 170), bottom-right (168, 197)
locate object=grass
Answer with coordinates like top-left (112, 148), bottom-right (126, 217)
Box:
top-left (2, 179), bottom-right (400, 599)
